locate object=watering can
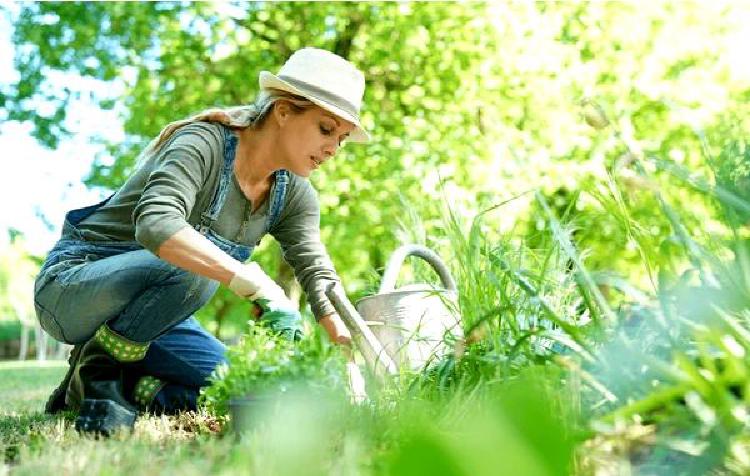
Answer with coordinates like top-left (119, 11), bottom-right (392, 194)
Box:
top-left (326, 244), bottom-right (462, 378)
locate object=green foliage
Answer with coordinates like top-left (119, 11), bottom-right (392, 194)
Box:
top-left (383, 369), bottom-right (577, 476)
top-left (411, 132), bottom-right (750, 471)
top-left (3, 3), bottom-right (747, 351)
top-left (199, 323), bottom-right (347, 416)
top-left (402, 194), bottom-right (597, 395)
top-left (0, 236), bottom-right (41, 323)
top-left (713, 138), bottom-right (750, 228)
top-left (580, 251), bottom-right (750, 472)
top-left (10, 1), bottom-right (749, 309)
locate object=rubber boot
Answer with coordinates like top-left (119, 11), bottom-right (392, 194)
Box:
top-left (44, 343), bottom-right (83, 414)
top-left (133, 376), bottom-right (199, 415)
top-left (133, 375), bottom-right (167, 414)
top-left (66, 324), bottom-right (150, 436)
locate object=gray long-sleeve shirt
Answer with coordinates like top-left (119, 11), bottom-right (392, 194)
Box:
top-left (75, 121), bottom-right (340, 320)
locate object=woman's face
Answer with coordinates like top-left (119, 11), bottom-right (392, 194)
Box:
top-left (275, 103), bottom-right (355, 177)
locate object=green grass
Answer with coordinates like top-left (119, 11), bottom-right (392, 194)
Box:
top-left (1, 361), bottom-right (67, 472)
top-left (0, 361), bottom-right (235, 476)
top-left (3, 188), bottom-right (750, 475)
top-left (0, 359), bottom-right (575, 476)
top-left (0, 360), bottom-right (67, 413)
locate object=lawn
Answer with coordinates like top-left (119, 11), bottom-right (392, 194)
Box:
top-left (0, 360), bottom-right (66, 413)
top-left (0, 360), bottom-right (237, 476)
top-left (0, 357), bottom-right (576, 476)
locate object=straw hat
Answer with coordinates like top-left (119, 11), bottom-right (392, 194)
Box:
top-left (259, 47), bottom-right (370, 143)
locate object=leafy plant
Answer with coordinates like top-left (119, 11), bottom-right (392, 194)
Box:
top-left (712, 138), bottom-right (750, 228)
top-left (199, 324), bottom-right (348, 416)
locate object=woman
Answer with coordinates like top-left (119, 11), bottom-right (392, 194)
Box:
top-left (34, 47), bottom-right (368, 434)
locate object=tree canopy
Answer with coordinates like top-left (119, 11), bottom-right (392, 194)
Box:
top-left (4, 1), bottom-right (749, 333)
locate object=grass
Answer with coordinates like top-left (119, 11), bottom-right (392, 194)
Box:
top-left (1, 360), bottom-right (67, 472)
top-left (0, 361), bottom-right (233, 476)
top-left (0, 360), bottom-right (66, 413)
top-left (0, 359), bottom-right (575, 476)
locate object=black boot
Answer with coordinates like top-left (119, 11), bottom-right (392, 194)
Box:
top-left (66, 324), bottom-right (150, 436)
top-left (132, 376), bottom-right (200, 415)
top-left (44, 343), bottom-right (83, 414)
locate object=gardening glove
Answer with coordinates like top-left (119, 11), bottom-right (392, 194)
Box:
top-left (254, 298), bottom-right (304, 342)
top-left (228, 262), bottom-right (288, 302)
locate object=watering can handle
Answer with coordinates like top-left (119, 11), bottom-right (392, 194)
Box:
top-left (379, 244), bottom-right (457, 294)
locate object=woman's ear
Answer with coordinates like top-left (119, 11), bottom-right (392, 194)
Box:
top-left (273, 101), bottom-right (291, 127)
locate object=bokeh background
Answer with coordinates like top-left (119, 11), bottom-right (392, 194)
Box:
top-left (2, 1), bottom-right (748, 341)
top-left (2, 2), bottom-right (750, 474)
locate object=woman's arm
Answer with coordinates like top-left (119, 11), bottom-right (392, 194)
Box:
top-left (155, 225), bottom-right (241, 285)
top-left (318, 312), bottom-right (352, 347)
top-left (270, 180), bottom-right (354, 345)
top-left (271, 181), bottom-right (341, 319)
top-left (157, 226), bottom-right (289, 304)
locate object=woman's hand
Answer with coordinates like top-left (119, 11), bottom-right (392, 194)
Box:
top-left (252, 298), bottom-right (304, 341)
top-left (319, 313), bottom-right (368, 403)
top-left (318, 313), bottom-right (352, 346)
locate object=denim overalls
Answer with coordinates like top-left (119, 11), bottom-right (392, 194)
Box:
top-left (34, 125), bottom-right (289, 411)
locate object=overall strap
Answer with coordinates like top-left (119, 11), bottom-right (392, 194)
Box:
top-left (197, 126), bottom-right (237, 235)
top-left (267, 170), bottom-right (290, 231)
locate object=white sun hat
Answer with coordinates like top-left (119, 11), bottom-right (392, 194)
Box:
top-left (259, 47), bottom-right (370, 143)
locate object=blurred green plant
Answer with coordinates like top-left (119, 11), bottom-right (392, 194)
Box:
top-left (574, 131), bottom-right (750, 473)
top-left (199, 323), bottom-right (347, 416)
top-left (0, 235), bottom-right (41, 323)
top-left (713, 138), bottom-right (750, 228)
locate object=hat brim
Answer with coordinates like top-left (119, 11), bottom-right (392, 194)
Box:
top-left (259, 71), bottom-right (370, 143)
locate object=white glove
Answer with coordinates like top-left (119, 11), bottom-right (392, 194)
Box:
top-left (228, 262), bottom-right (288, 302)
top-left (346, 361), bottom-right (368, 404)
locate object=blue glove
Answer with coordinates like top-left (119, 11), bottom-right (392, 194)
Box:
top-left (254, 298), bottom-right (304, 341)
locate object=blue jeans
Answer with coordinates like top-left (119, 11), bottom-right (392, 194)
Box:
top-left (35, 239), bottom-right (227, 412)
top-left (136, 316), bottom-right (227, 411)
top-left (35, 241), bottom-right (218, 343)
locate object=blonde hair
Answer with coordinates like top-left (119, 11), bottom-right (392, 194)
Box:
top-left (144, 88), bottom-right (315, 156)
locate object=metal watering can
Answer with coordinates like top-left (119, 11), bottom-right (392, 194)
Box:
top-left (326, 244), bottom-right (462, 377)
